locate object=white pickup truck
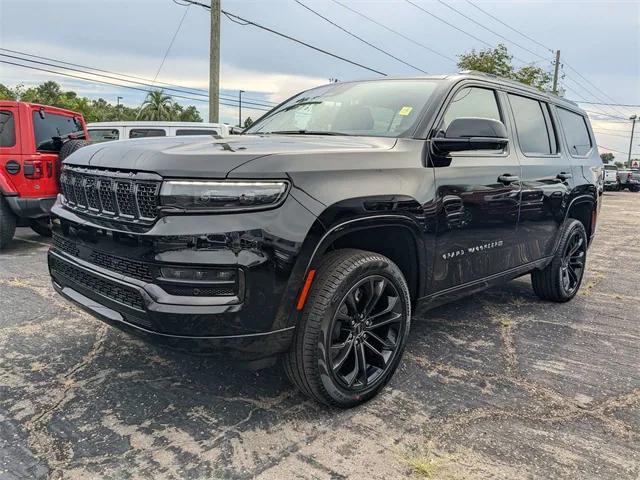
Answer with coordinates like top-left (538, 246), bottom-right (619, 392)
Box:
top-left (603, 165), bottom-right (619, 190)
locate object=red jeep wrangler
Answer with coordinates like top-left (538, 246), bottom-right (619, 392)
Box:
top-left (0, 101), bottom-right (88, 249)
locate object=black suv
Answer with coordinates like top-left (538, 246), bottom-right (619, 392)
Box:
top-left (48, 73), bottom-right (602, 407)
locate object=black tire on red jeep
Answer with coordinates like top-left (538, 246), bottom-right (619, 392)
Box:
top-left (284, 249), bottom-right (411, 408)
top-left (57, 139), bottom-right (88, 177)
top-left (0, 195), bottom-right (17, 250)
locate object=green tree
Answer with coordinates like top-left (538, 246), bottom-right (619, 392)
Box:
top-left (614, 161), bottom-right (624, 168)
top-left (600, 152), bottom-right (614, 164)
top-left (457, 44), bottom-right (552, 91)
top-left (0, 83), bottom-right (19, 100)
top-left (243, 117), bottom-right (254, 128)
top-left (137, 90), bottom-right (174, 120)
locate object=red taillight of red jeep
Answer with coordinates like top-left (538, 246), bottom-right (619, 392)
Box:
top-left (23, 160), bottom-right (43, 179)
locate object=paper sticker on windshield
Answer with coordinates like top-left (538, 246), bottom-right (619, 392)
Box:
top-left (398, 106), bottom-right (413, 116)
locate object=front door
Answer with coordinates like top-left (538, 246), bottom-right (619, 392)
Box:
top-left (430, 86), bottom-right (522, 293)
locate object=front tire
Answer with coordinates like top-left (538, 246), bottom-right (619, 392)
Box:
top-left (284, 249), bottom-right (411, 408)
top-left (0, 195), bottom-right (17, 250)
top-left (531, 219), bottom-right (587, 302)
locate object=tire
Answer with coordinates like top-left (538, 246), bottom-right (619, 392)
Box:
top-left (0, 195), bottom-right (17, 250)
top-left (30, 217), bottom-right (52, 237)
top-left (531, 219), bottom-right (588, 302)
top-left (57, 140), bottom-right (88, 178)
top-left (284, 249), bottom-right (411, 408)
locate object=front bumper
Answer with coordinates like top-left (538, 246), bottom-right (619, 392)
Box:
top-left (5, 195), bottom-right (56, 219)
top-left (48, 193), bottom-right (321, 359)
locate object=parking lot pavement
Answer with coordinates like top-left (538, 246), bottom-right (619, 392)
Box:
top-left (0, 192), bottom-right (638, 480)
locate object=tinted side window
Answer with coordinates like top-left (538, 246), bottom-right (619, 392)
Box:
top-left (0, 111), bottom-right (16, 147)
top-left (441, 87), bottom-right (501, 130)
top-left (557, 108), bottom-right (592, 156)
top-left (32, 111), bottom-right (83, 151)
top-left (129, 129), bottom-right (166, 138)
top-left (175, 129), bottom-right (218, 136)
top-left (509, 94), bottom-right (555, 155)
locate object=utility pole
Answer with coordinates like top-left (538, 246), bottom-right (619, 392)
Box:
top-left (628, 115), bottom-right (637, 168)
top-left (238, 90), bottom-right (244, 127)
top-left (116, 96), bottom-right (123, 120)
top-left (209, 0), bottom-right (221, 123)
top-left (552, 50), bottom-right (561, 95)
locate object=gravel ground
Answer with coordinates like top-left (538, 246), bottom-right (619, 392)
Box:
top-left (0, 192), bottom-right (638, 480)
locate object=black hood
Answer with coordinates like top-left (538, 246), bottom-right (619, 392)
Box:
top-left (65, 134), bottom-right (397, 178)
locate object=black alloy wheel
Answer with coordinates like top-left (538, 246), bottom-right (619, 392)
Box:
top-left (531, 219), bottom-right (588, 302)
top-left (559, 229), bottom-right (586, 296)
top-left (284, 249), bottom-right (411, 408)
top-left (328, 275), bottom-right (405, 390)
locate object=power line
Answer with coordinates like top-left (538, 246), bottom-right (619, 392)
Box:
top-left (330, 0), bottom-right (455, 63)
top-left (460, 1), bottom-right (629, 118)
top-left (404, 0), bottom-right (493, 49)
top-left (0, 59), bottom-right (271, 112)
top-left (593, 130), bottom-right (632, 138)
top-left (575, 101), bottom-right (639, 108)
top-left (293, 0), bottom-right (428, 74)
top-left (583, 109), bottom-right (630, 121)
top-left (0, 52), bottom-right (274, 108)
top-left (152, 3), bottom-right (191, 84)
top-left (464, 0), bottom-right (554, 54)
top-left (0, 47), bottom-right (277, 106)
top-left (434, 0), bottom-right (548, 62)
top-left (598, 145), bottom-right (639, 155)
top-left (178, 0), bottom-right (388, 76)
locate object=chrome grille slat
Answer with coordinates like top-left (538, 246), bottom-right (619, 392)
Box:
top-left (60, 167), bottom-right (160, 224)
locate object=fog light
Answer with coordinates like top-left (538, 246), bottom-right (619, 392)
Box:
top-left (160, 267), bottom-right (236, 282)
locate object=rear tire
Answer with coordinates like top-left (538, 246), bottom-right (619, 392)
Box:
top-left (30, 217), bottom-right (53, 237)
top-left (284, 249), bottom-right (411, 408)
top-left (531, 219), bottom-right (587, 302)
top-left (0, 196), bottom-right (17, 250)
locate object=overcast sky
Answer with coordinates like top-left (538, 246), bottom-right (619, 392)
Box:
top-left (1, 0), bottom-right (638, 156)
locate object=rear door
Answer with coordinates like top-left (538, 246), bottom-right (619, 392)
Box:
top-left (430, 84), bottom-right (522, 293)
top-left (507, 94), bottom-right (572, 260)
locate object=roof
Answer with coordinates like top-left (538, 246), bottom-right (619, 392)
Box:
top-left (86, 121), bottom-right (226, 128)
top-left (310, 72), bottom-right (584, 113)
top-left (0, 100), bottom-right (85, 116)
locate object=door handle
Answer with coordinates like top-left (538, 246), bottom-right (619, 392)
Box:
top-left (498, 174), bottom-right (520, 184)
top-left (557, 172), bottom-right (573, 181)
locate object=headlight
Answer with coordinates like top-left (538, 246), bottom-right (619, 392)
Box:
top-left (159, 180), bottom-right (289, 212)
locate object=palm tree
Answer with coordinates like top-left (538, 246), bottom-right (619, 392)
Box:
top-left (137, 90), bottom-right (174, 120)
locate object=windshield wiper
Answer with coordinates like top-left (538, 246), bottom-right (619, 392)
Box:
top-left (261, 130), bottom-right (349, 136)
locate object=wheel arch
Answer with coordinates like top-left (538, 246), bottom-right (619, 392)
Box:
top-left (304, 214), bottom-right (426, 306)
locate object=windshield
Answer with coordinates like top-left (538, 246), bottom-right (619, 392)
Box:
top-left (246, 79), bottom-right (439, 137)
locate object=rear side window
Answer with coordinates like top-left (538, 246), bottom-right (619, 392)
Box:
top-left (557, 108), bottom-right (592, 156)
top-left (0, 111), bottom-right (16, 147)
top-left (129, 128), bottom-right (166, 138)
top-left (175, 129), bottom-right (218, 136)
top-left (88, 128), bottom-right (120, 143)
top-left (32, 111), bottom-right (83, 151)
top-left (509, 94), bottom-right (557, 155)
top-left (441, 87), bottom-right (502, 130)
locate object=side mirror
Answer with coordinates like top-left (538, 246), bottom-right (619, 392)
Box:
top-left (432, 117), bottom-right (509, 154)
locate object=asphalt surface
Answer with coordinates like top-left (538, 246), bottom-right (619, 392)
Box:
top-left (1, 192), bottom-right (638, 480)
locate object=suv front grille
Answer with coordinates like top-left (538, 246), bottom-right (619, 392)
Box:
top-left (60, 167), bottom-right (160, 223)
top-left (50, 255), bottom-right (145, 311)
